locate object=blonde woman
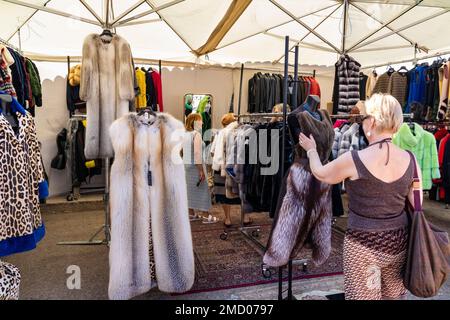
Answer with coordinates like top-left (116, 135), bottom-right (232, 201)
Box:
top-left (183, 113), bottom-right (216, 223)
top-left (298, 94), bottom-right (422, 300)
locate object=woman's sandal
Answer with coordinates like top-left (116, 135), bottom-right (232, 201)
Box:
top-left (202, 215), bottom-right (219, 224)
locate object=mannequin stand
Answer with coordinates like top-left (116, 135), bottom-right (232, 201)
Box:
top-left (58, 158), bottom-right (111, 246)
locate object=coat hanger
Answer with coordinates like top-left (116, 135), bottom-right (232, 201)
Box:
top-left (398, 66), bottom-right (408, 74)
top-left (137, 107), bottom-right (157, 124)
top-left (100, 29), bottom-right (113, 37)
top-left (387, 65), bottom-right (395, 75)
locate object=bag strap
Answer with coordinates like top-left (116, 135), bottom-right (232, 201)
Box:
top-left (406, 150), bottom-right (422, 212)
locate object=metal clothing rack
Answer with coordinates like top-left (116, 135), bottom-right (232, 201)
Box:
top-left (329, 113), bottom-right (413, 119)
top-left (0, 36), bottom-right (23, 54)
top-left (58, 55), bottom-right (111, 246)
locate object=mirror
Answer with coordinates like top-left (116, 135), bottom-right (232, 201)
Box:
top-left (184, 94), bottom-right (213, 140)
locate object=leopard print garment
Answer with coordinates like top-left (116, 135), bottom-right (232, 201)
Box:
top-left (0, 112), bottom-right (44, 242)
top-left (0, 260), bottom-right (21, 300)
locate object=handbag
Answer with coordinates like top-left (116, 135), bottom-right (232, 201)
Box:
top-left (404, 151), bottom-right (450, 298)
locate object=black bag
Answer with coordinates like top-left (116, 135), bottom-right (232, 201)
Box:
top-left (404, 151), bottom-right (450, 298)
top-left (51, 128), bottom-right (67, 170)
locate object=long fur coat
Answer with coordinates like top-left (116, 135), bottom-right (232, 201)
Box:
top-left (80, 33), bottom-right (134, 159)
top-left (264, 110), bottom-right (334, 267)
top-left (108, 112), bottom-right (195, 300)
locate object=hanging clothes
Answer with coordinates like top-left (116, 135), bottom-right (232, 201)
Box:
top-left (393, 123), bottom-right (440, 190)
top-left (387, 71), bottom-right (408, 108)
top-left (151, 71), bottom-right (163, 112)
top-left (79, 33), bottom-right (135, 159)
top-left (441, 136), bottom-right (450, 205)
top-left (372, 71), bottom-right (391, 95)
top-left (337, 122), bottom-right (367, 157)
top-left (0, 45), bottom-right (16, 97)
top-left (108, 112), bottom-right (194, 300)
top-left (424, 61), bottom-right (441, 120)
top-left (333, 54), bottom-right (361, 114)
top-left (248, 73), bottom-right (319, 112)
top-left (0, 98), bottom-right (45, 257)
top-left (359, 73), bottom-right (368, 100)
top-left (365, 71), bottom-right (378, 99)
top-left (264, 109), bottom-right (334, 267)
top-left (438, 61), bottom-right (450, 121)
top-left (134, 68), bottom-right (147, 109)
top-left (406, 64), bottom-right (429, 113)
top-left (66, 64), bottom-right (86, 114)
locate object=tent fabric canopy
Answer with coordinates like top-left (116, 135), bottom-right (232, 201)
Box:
top-left (1, 0), bottom-right (449, 67)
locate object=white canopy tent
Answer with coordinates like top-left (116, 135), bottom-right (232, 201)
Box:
top-left (1, 0), bottom-right (450, 68)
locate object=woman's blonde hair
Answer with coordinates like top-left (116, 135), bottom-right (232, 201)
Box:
top-left (185, 113), bottom-right (202, 131)
top-left (221, 113), bottom-right (236, 127)
top-left (363, 93), bottom-right (403, 133)
top-left (272, 103), bottom-right (291, 113)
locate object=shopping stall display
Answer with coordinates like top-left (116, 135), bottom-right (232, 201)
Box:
top-left (1, 0), bottom-right (450, 302)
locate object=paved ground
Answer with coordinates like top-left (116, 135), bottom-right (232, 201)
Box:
top-left (3, 194), bottom-right (450, 300)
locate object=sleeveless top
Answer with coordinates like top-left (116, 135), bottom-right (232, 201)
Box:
top-left (345, 150), bottom-right (414, 231)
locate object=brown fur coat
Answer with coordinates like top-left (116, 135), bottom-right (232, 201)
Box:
top-left (264, 110), bottom-right (334, 267)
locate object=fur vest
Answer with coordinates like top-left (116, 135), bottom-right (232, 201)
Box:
top-left (265, 110), bottom-right (334, 267)
top-left (295, 110), bottom-right (334, 166)
top-left (335, 55), bottom-right (361, 113)
top-left (108, 112), bottom-right (195, 300)
top-left (80, 34), bottom-right (134, 159)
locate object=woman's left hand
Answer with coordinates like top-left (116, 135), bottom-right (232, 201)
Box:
top-left (299, 133), bottom-right (317, 152)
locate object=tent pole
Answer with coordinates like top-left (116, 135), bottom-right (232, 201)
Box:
top-left (341, 0), bottom-right (349, 53)
top-left (269, 0), bottom-right (341, 53)
top-left (347, 0), bottom-right (425, 52)
top-left (141, 0), bottom-right (195, 52)
top-left (237, 64), bottom-right (244, 116)
top-left (361, 49), bottom-right (450, 70)
top-left (351, 8), bottom-right (449, 52)
top-left (18, 27), bottom-right (22, 52)
top-left (114, 0), bottom-right (186, 27)
top-left (216, 3), bottom-right (339, 52)
top-left (350, 2), bottom-right (416, 47)
top-left (104, 0), bottom-right (111, 28)
top-left (292, 46), bottom-right (299, 110)
top-left (273, 3), bottom-right (342, 64)
top-left (79, 0), bottom-right (104, 25)
top-left (286, 44), bottom-right (299, 302)
top-left (115, 18), bottom-right (161, 28)
top-left (0, 0), bottom-right (101, 26)
top-left (109, 0), bottom-right (147, 26)
top-left (7, 0), bottom-right (51, 42)
top-left (278, 35), bottom-right (289, 301)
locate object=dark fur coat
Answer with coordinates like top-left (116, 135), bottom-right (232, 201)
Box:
top-left (264, 110), bottom-right (334, 267)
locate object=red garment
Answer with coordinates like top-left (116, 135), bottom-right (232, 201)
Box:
top-left (435, 128), bottom-right (448, 143)
top-left (309, 77), bottom-right (321, 98)
top-left (151, 71), bottom-right (163, 112)
top-left (438, 133), bottom-right (450, 167)
top-left (333, 119), bottom-right (348, 129)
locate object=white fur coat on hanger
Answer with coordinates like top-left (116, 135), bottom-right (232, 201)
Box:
top-left (108, 112), bottom-right (195, 300)
top-left (80, 33), bottom-right (134, 159)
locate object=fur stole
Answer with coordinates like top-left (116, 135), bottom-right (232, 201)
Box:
top-left (108, 112), bottom-right (194, 300)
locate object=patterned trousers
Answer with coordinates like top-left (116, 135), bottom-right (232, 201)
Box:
top-left (343, 227), bottom-right (408, 300)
